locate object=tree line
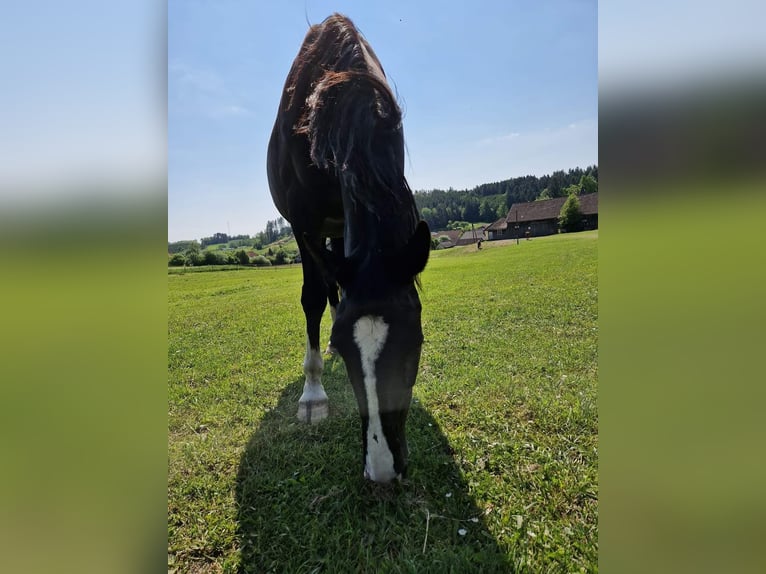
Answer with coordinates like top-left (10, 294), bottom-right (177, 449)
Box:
top-left (415, 165), bottom-right (597, 230)
top-left (168, 217), bottom-right (293, 255)
top-left (168, 245), bottom-right (298, 268)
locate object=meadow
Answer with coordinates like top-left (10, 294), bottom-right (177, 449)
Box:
top-left (168, 231), bottom-right (598, 573)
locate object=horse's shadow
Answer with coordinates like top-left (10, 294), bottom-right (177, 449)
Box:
top-left (236, 356), bottom-right (510, 573)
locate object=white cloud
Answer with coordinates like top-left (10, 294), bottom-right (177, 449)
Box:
top-left (169, 60), bottom-right (225, 95)
top-left (477, 131), bottom-right (520, 145)
top-left (406, 119), bottom-right (598, 190)
top-left (169, 60), bottom-right (253, 120)
top-left (210, 104), bottom-right (253, 118)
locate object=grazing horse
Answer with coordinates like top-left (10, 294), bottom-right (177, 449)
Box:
top-left (267, 14), bottom-right (430, 483)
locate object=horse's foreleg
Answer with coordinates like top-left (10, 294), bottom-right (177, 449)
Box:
top-left (297, 250), bottom-right (329, 423)
top-left (299, 335), bottom-right (328, 423)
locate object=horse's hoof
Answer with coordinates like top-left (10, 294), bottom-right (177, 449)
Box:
top-left (297, 399), bottom-right (329, 424)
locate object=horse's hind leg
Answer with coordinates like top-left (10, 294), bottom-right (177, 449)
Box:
top-left (297, 243), bottom-right (329, 423)
top-left (324, 238), bottom-right (343, 355)
top-left (324, 280), bottom-right (339, 355)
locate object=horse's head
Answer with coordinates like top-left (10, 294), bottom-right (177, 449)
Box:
top-left (313, 221), bottom-right (431, 482)
top-left (331, 295), bottom-right (422, 483)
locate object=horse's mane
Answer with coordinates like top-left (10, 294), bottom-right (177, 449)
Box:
top-left (289, 15), bottom-right (419, 246)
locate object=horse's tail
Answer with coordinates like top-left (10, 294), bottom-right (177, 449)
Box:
top-left (295, 70), bottom-right (407, 213)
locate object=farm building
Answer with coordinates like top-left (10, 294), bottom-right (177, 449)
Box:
top-left (456, 226), bottom-right (487, 246)
top-left (484, 217), bottom-right (508, 240)
top-left (431, 229), bottom-right (462, 249)
top-left (429, 226), bottom-right (487, 249)
top-left (486, 192), bottom-right (598, 240)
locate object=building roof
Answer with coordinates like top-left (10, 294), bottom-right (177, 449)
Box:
top-left (457, 226), bottom-right (486, 244)
top-left (432, 229), bottom-right (463, 245)
top-left (506, 192), bottom-right (598, 223)
top-left (578, 192), bottom-right (598, 215)
top-left (485, 216), bottom-right (508, 232)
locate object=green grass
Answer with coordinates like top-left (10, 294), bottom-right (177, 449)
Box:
top-left (168, 264), bottom-right (301, 275)
top-left (168, 231), bottom-right (598, 573)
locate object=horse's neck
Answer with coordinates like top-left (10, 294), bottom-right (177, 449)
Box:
top-left (342, 206), bottom-right (379, 260)
top-left (342, 193), bottom-right (419, 257)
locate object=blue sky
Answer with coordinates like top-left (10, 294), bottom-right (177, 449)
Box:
top-left (0, 1), bottom-right (163, 197)
top-left (168, 0), bottom-right (598, 241)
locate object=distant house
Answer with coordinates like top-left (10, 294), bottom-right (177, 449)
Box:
top-left (456, 226), bottom-right (486, 246)
top-left (487, 192), bottom-right (598, 240)
top-left (484, 216), bottom-right (509, 241)
top-left (429, 227), bottom-right (486, 248)
top-left (430, 229), bottom-right (462, 249)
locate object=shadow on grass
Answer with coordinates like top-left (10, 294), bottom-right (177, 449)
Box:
top-left (236, 356), bottom-right (510, 573)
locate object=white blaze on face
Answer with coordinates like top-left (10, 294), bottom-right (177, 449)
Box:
top-left (353, 315), bottom-right (398, 482)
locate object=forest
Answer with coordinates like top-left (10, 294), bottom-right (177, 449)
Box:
top-left (414, 165), bottom-right (598, 230)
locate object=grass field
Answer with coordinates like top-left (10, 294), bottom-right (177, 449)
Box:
top-left (168, 231), bottom-right (598, 573)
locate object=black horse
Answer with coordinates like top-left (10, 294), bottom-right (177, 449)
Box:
top-left (267, 14), bottom-right (430, 483)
